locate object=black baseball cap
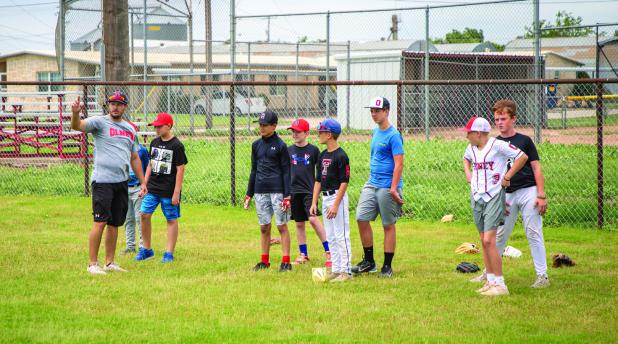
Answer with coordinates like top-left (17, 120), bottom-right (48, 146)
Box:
top-left (254, 110), bottom-right (278, 125)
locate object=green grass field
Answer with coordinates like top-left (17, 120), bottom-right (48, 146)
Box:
top-left (1, 137), bottom-right (616, 228)
top-left (1, 195), bottom-right (617, 343)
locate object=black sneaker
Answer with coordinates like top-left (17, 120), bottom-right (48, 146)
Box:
top-left (279, 262), bottom-right (292, 272)
top-left (351, 259), bottom-right (377, 274)
top-left (252, 262), bottom-right (270, 271)
top-left (379, 265), bottom-right (393, 278)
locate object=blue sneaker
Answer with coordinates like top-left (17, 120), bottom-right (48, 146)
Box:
top-left (134, 247), bottom-right (154, 261)
top-left (161, 251), bottom-right (174, 263)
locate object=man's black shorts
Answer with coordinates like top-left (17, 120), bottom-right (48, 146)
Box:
top-left (291, 193), bottom-right (320, 222)
top-left (92, 181), bottom-right (129, 226)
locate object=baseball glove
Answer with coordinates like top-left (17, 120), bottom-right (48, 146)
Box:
top-left (455, 242), bottom-right (480, 254)
top-left (552, 253), bottom-right (575, 268)
top-left (456, 262), bottom-right (480, 273)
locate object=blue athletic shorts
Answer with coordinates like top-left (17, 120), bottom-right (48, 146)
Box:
top-left (140, 193), bottom-right (181, 221)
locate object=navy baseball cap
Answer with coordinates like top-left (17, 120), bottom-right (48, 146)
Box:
top-left (365, 96), bottom-right (390, 109)
top-left (317, 118), bottom-right (342, 135)
top-left (107, 90), bottom-right (129, 105)
top-left (254, 110), bottom-right (278, 125)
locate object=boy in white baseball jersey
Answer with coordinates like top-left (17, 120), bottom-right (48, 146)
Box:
top-left (461, 116), bottom-right (528, 296)
top-left (310, 119), bottom-right (352, 283)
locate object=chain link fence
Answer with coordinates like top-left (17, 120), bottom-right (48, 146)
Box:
top-left (0, 79), bottom-right (616, 229)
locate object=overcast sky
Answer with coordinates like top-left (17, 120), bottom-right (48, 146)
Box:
top-left (0, 0), bottom-right (617, 54)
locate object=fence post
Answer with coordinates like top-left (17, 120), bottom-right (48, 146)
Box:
top-left (82, 84), bottom-right (90, 196)
top-left (596, 82), bottom-right (604, 229)
top-left (325, 11), bottom-right (331, 117)
top-left (346, 40), bottom-right (351, 130)
top-left (424, 5), bottom-right (430, 141)
top-left (533, 0), bottom-right (542, 143)
top-left (396, 83), bottom-right (402, 133)
top-left (230, 84), bottom-right (237, 207)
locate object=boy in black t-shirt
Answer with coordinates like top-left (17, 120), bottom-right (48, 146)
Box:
top-left (310, 119), bottom-right (352, 282)
top-left (287, 118), bottom-right (331, 267)
top-left (135, 112), bottom-right (188, 263)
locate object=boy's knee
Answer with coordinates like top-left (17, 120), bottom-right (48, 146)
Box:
top-left (260, 225), bottom-right (271, 234)
top-left (277, 225), bottom-right (288, 234)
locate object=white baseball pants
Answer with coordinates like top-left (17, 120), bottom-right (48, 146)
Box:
top-left (322, 191), bottom-right (352, 274)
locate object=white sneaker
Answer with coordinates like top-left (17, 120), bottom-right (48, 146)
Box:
top-left (329, 273), bottom-right (353, 283)
top-left (481, 284), bottom-right (509, 296)
top-left (87, 264), bottom-right (106, 275)
top-left (476, 282), bottom-right (493, 293)
top-left (104, 262), bottom-right (128, 272)
top-left (531, 275), bottom-right (550, 288)
top-left (470, 271), bottom-right (487, 283)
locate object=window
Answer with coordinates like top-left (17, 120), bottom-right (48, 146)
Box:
top-left (37, 72), bottom-right (63, 93)
top-left (269, 75), bottom-right (287, 96)
top-left (0, 73), bottom-right (6, 92)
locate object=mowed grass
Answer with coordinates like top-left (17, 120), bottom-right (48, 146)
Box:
top-left (1, 136), bottom-right (616, 228)
top-left (1, 195), bottom-right (617, 343)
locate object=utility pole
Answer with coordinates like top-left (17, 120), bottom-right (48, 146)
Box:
top-left (102, 0), bottom-right (129, 81)
top-left (266, 16), bottom-right (271, 42)
top-left (390, 14), bottom-right (399, 40)
top-left (204, 0), bottom-right (213, 129)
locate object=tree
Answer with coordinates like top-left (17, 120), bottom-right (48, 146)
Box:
top-left (431, 28), bottom-right (484, 44)
top-left (524, 11), bottom-right (593, 38)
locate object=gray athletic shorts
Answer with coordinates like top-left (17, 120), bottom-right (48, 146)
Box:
top-left (254, 193), bottom-right (289, 226)
top-left (356, 184), bottom-right (403, 226)
top-left (472, 189), bottom-right (506, 233)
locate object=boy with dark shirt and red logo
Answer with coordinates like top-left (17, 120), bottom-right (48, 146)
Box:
top-left (310, 119), bottom-right (352, 282)
top-left (287, 118), bottom-right (331, 267)
top-left (135, 112), bottom-right (188, 264)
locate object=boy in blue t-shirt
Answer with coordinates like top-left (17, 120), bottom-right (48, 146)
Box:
top-left (353, 97), bottom-right (404, 278)
top-left (121, 123), bottom-right (150, 255)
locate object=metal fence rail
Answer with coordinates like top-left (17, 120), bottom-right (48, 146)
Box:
top-left (1, 78), bottom-right (616, 229)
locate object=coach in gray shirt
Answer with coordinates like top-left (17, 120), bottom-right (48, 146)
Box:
top-left (71, 90), bottom-right (147, 275)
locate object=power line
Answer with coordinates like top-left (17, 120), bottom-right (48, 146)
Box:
top-left (8, 0), bottom-right (55, 29)
top-left (0, 1), bottom-right (56, 9)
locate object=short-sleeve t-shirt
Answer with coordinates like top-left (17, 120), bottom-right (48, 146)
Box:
top-left (289, 143), bottom-right (320, 194)
top-left (368, 126), bottom-right (404, 189)
top-left (316, 147), bottom-right (350, 192)
top-left (463, 137), bottom-right (524, 202)
top-left (147, 136), bottom-right (188, 198)
top-left (496, 133), bottom-right (539, 193)
top-left (84, 115), bottom-right (138, 183)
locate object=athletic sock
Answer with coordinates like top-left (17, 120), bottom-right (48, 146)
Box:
top-left (299, 244), bottom-right (308, 257)
top-left (495, 275), bottom-right (505, 287)
top-left (322, 241), bottom-right (330, 252)
top-left (487, 273), bottom-right (496, 284)
top-left (261, 254), bottom-right (269, 265)
top-left (384, 252), bottom-right (394, 267)
top-left (282, 256), bottom-right (290, 264)
top-left (363, 246), bottom-right (374, 263)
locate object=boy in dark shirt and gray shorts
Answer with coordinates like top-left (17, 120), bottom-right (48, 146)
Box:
top-left (244, 111), bottom-right (293, 272)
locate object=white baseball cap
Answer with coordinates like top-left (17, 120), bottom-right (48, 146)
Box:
top-left (365, 96), bottom-right (390, 109)
top-left (459, 116), bottom-right (491, 133)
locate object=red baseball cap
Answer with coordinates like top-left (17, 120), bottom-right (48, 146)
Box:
top-left (149, 112), bottom-right (174, 127)
top-left (288, 118), bottom-right (310, 132)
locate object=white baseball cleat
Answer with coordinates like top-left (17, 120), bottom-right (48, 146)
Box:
top-left (104, 262), bottom-right (127, 272)
top-left (481, 284), bottom-right (509, 296)
top-left (531, 275), bottom-right (550, 288)
top-left (87, 264), bottom-right (106, 275)
top-left (476, 282), bottom-right (493, 293)
top-left (470, 271), bottom-right (487, 283)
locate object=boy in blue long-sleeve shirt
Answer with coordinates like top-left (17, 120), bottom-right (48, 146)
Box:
top-left (122, 124), bottom-right (150, 255)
